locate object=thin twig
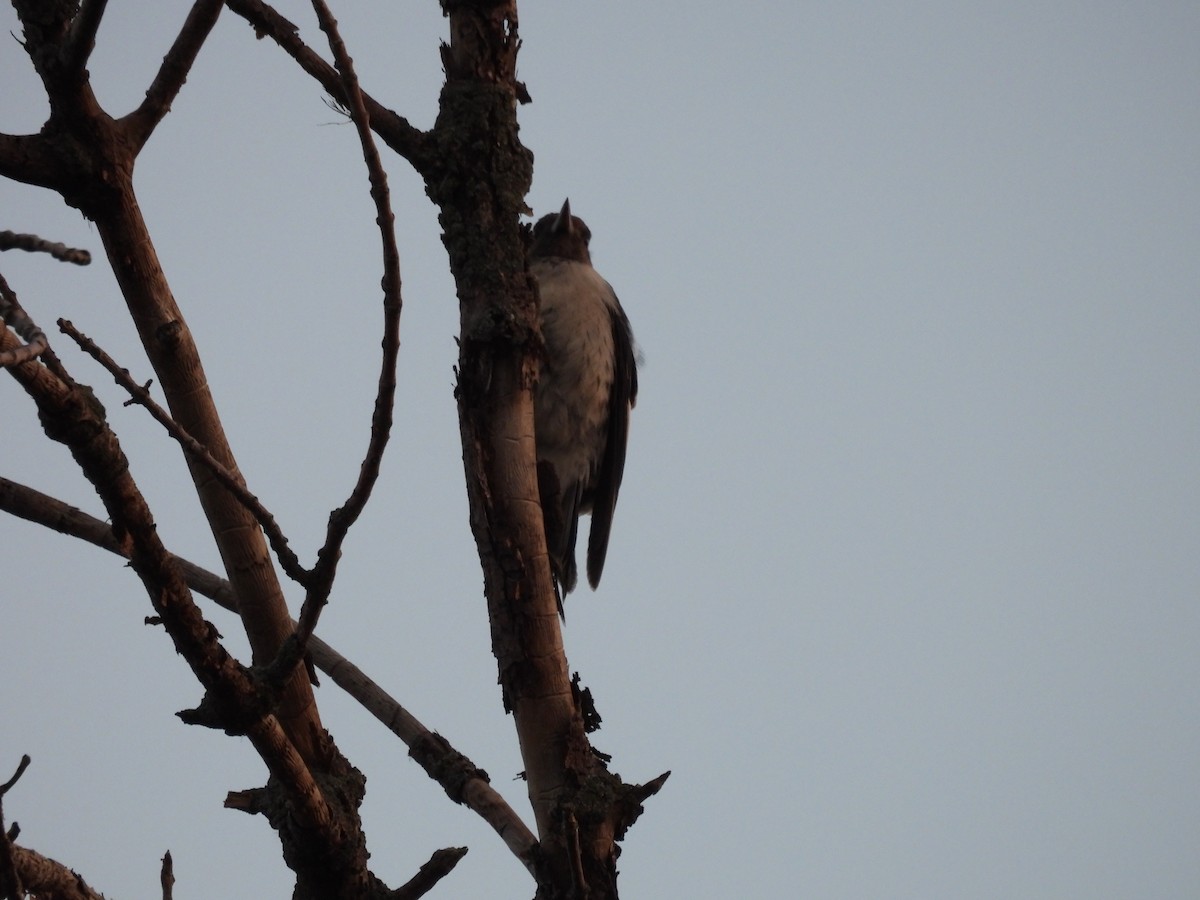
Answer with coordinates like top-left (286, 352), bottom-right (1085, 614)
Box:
top-left (122, 0), bottom-right (225, 153)
top-left (393, 846), bottom-right (468, 900)
top-left (0, 231), bottom-right (91, 265)
top-left (0, 757), bottom-right (30, 798)
top-left (223, 0), bottom-right (433, 172)
top-left (0, 477), bottom-right (235, 608)
top-left (57, 318), bottom-right (312, 586)
top-left (292, 0), bottom-right (404, 647)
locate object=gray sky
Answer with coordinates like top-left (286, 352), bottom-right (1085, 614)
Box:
top-left (2, 2), bottom-right (1198, 897)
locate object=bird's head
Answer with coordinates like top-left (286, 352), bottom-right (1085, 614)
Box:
top-left (530, 198), bottom-right (592, 265)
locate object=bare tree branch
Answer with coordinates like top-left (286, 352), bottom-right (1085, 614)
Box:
top-left (291, 0), bottom-right (405, 647)
top-left (1, 756), bottom-right (108, 900)
top-left (0, 475), bottom-right (541, 867)
top-left (122, 0), bottom-right (225, 152)
top-left (223, 0), bottom-right (434, 172)
top-left (1, 327), bottom-right (335, 851)
top-left (0, 133), bottom-right (63, 194)
top-left (57, 318), bottom-right (311, 585)
top-left (0, 231), bottom-right (91, 264)
top-left (8, 845), bottom-right (106, 900)
top-left (0, 757), bottom-right (31, 798)
top-left (0, 476), bottom-right (233, 605)
top-left (14, 0), bottom-right (325, 767)
top-left (392, 846), bottom-right (468, 900)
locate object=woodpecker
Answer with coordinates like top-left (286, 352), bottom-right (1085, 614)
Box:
top-left (530, 199), bottom-right (638, 598)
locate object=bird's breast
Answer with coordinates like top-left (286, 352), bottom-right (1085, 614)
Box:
top-left (531, 260), bottom-right (619, 488)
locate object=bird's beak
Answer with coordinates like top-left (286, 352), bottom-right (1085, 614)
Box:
top-left (555, 198), bottom-right (573, 234)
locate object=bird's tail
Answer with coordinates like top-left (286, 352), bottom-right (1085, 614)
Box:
top-left (538, 461), bottom-right (581, 605)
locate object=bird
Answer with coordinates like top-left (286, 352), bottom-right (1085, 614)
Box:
top-left (529, 198), bottom-right (638, 600)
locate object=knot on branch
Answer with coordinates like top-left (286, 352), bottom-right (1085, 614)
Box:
top-left (409, 732), bottom-right (491, 805)
top-left (461, 299), bottom-right (539, 354)
top-left (35, 382), bottom-right (111, 447)
top-left (613, 770), bottom-right (671, 841)
top-left (225, 787), bottom-right (269, 816)
top-left (176, 662), bottom-right (277, 736)
top-left (260, 632), bottom-right (316, 694)
top-left (546, 766), bottom-right (671, 878)
top-left (154, 319), bottom-right (183, 350)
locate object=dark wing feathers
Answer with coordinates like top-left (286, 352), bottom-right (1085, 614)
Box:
top-left (538, 459), bottom-right (581, 595)
top-left (585, 296), bottom-right (638, 588)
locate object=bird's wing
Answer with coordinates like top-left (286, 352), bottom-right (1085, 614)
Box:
top-left (539, 459), bottom-right (582, 595)
top-left (586, 294), bottom-right (639, 589)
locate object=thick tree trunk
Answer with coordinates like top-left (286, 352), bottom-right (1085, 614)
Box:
top-left (433, 3), bottom-right (662, 897)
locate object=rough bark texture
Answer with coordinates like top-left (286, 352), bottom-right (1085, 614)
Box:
top-left (427, 3), bottom-right (663, 897)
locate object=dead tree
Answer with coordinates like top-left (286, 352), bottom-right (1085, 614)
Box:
top-left (0, 2), bottom-right (665, 898)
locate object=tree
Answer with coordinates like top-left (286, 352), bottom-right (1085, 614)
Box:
top-left (0, 3), bottom-right (665, 898)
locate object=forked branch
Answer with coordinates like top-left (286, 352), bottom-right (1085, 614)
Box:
top-left (0, 476), bottom-right (540, 868)
top-left (1, 326), bottom-right (333, 847)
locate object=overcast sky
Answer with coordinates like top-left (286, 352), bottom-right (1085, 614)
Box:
top-left (2, 3), bottom-right (1198, 898)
